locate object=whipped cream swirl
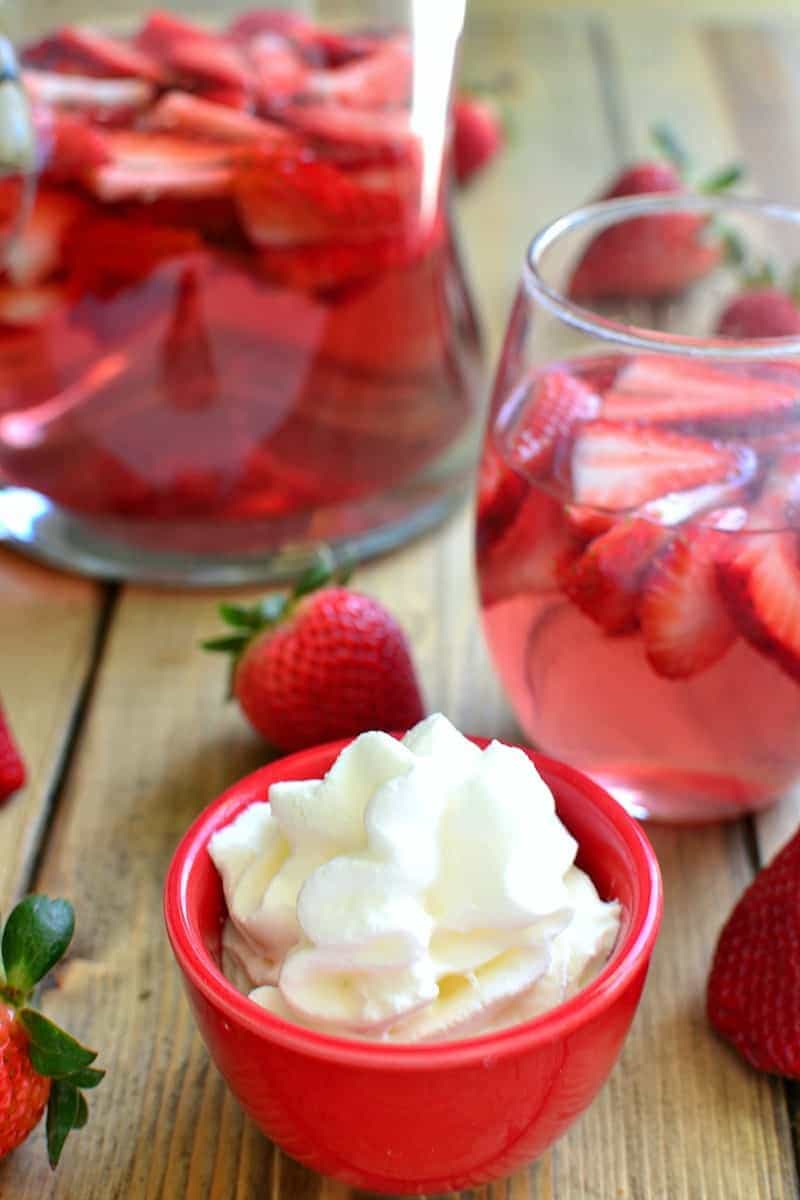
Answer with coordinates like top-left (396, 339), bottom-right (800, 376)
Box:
top-left (209, 714), bottom-right (620, 1041)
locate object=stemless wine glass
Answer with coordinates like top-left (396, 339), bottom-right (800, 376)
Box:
top-left (476, 194), bottom-right (800, 822)
top-left (0, 1), bottom-right (482, 584)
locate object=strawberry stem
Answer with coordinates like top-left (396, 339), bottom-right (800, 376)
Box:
top-left (699, 162), bottom-right (745, 194)
top-left (650, 122), bottom-right (690, 174)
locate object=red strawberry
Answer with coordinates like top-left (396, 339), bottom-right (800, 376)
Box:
top-left (559, 515), bottom-right (671, 634)
top-left (716, 530), bottom-right (800, 682)
top-left (639, 516), bottom-right (743, 678)
top-left (227, 10), bottom-right (317, 44)
top-left (280, 102), bottom-right (415, 161)
top-left (136, 10), bottom-right (252, 93)
top-left (478, 491), bottom-right (575, 608)
top-left (716, 287), bottom-right (800, 339)
top-left (475, 445), bottom-right (527, 553)
top-left (504, 368), bottom-right (601, 480)
top-left (143, 91), bottom-right (298, 147)
top-left (66, 217), bottom-right (202, 292)
top-left (0, 702), bottom-right (25, 802)
top-left (257, 237), bottom-right (414, 291)
top-left (247, 33), bottom-right (310, 103)
top-left (203, 561), bottom-right (425, 751)
top-left (4, 190), bottom-right (87, 287)
top-left (568, 136), bottom-right (740, 301)
top-left (32, 108), bottom-right (110, 182)
top-left (0, 896), bottom-right (104, 1165)
top-left (306, 36), bottom-right (411, 109)
top-left (452, 95), bottom-right (504, 186)
top-left (604, 354), bottom-right (799, 434)
top-left (571, 420), bottom-right (746, 511)
top-left (22, 69), bottom-right (155, 119)
top-left (234, 151), bottom-right (406, 247)
top-left (85, 132), bottom-right (236, 203)
top-left (708, 827), bottom-right (800, 1077)
top-left (23, 25), bottom-right (163, 82)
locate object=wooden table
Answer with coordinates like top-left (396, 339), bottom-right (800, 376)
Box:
top-left (2, 3), bottom-right (800, 1197)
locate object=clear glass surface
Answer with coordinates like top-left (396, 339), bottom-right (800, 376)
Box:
top-left (477, 194), bottom-right (800, 822)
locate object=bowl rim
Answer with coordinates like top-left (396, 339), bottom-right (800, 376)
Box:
top-left (164, 735), bottom-right (663, 1071)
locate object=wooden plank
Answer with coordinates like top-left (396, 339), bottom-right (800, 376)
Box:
top-left (0, 548), bottom-right (102, 910)
top-left (702, 23), bottom-right (800, 862)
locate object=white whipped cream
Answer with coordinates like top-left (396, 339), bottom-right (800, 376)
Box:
top-left (209, 714), bottom-right (621, 1042)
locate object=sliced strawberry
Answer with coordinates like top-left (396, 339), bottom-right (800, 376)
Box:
top-left (560, 515), bottom-right (671, 634)
top-left (23, 26), bottom-right (164, 81)
top-left (717, 531), bottom-right (800, 682)
top-left (143, 90), bottom-right (298, 147)
top-left (136, 10), bottom-right (252, 93)
top-left (478, 489), bottom-right (575, 607)
top-left (135, 10), bottom-right (216, 55)
top-left (639, 518), bottom-right (743, 678)
top-left (306, 36), bottom-right (411, 109)
top-left (33, 107), bottom-right (110, 181)
top-left (603, 355), bottom-right (799, 433)
top-left (234, 151), bottom-right (407, 247)
top-left (560, 517), bottom-right (671, 634)
top-left (248, 33), bottom-right (310, 103)
top-left (280, 102), bottom-right (415, 161)
top-left (256, 237), bottom-right (415, 291)
top-left (571, 420), bottom-right (747, 511)
top-left (475, 446), bottom-right (527, 553)
top-left (227, 11), bottom-right (318, 44)
top-left (85, 132), bottom-right (235, 203)
top-left (4, 190), bottom-right (87, 286)
top-left (504, 369), bottom-right (601, 480)
top-left (66, 217), bottom-right (202, 291)
top-left (0, 284), bottom-right (67, 327)
top-left (22, 69), bottom-right (155, 119)
top-left (746, 450), bottom-right (800, 529)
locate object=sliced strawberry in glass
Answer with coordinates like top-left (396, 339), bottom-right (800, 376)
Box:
top-left (233, 150), bottom-right (408, 247)
top-left (640, 514), bottom-right (744, 679)
top-left (278, 102), bottom-right (416, 163)
top-left (22, 25), bottom-right (164, 82)
top-left (32, 107), bottom-right (110, 181)
top-left (4, 190), bottom-right (88, 286)
top-left (603, 355), bottom-right (799, 434)
top-left (248, 33), bottom-right (310, 102)
top-left (717, 530), bottom-right (800, 683)
top-left (65, 216), bottom-right (202, 293)
top-left (571, 420), bottom-right (750, 511)
top-left (22, 69), bottom-right (155, 120)
top-left (560, 515), bottom-right (673, 635)
top-left (503, 369), bottom-right (601, 482)
top-left (143, 91), bottom-right (298, 147)
top-left (305, 35), bottom-right (411, 109)
top-left (478, 488), bottom-right (572, 607)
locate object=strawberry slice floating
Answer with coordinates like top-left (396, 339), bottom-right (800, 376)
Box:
top-left (571, 420), bottom-right (747, 511)
top-left (143, 91), bottom-right (298, 147)
top-left (560, 515), bottom-right (672, 635)
top-left (22, 69), bottom-right (155, 119)
top-left (604, 355), bottom-right (800, 433)
top-left (717, 530), bottom-right (800, 683)
top-left (639, 517), bottom-right (743, 678)
top-left (23, 25), bottom-right (164, 82)
top-left (504, 369), bottom-right (601, 480)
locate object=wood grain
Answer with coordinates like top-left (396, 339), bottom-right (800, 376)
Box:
top-left (1, 6), bottom-right (800, 1199)
top-left (0, 549), bottom-right (102, 910)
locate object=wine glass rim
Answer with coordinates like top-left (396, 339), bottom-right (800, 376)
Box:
top-left (523, 192), bottom-right (800, 359)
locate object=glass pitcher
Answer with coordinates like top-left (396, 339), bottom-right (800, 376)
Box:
top-left (0, 1), bottom-right (482, 584)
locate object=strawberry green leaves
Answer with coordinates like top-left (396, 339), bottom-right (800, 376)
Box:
top-left (1, 896), bottom-right (74, 997)
top-left (0, 895), bottom-right (104, 1168)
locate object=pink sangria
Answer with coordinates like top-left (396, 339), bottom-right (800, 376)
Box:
top-left (0, 3), bottom-right (481, 582)
top-left (477, 196), bottom-right (800, 821)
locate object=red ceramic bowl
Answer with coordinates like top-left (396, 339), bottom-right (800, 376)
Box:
top-left (164, 737), bottom-right (662, 1195)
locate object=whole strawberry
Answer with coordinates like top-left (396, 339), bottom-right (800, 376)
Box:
top-left (204, 559), bottom-right (425, 751)
top-left (453, 94), bottom-right (504, 187)
top-left (0, 895), bottom-right (103, 1165)
top-left (569, 124), bottom-right (743, 301)
top-left (707, 828), bottom-right (800, 1077)
top-left (0, 702), bottom-right (26, 804)
top-left (715, 264), bottom-right (800, 338)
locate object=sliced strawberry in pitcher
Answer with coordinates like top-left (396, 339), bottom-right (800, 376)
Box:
top-left (234, 150), bottom-right (407, 246)
top-left (22, 69), bottom-right (155, 119)
top-left (280, 103), bottom-right (415, 162)
top-left (85, 132), bottom-right (236, 202)
top-left (306, 35), bottom-right (411, 108)
top-left (136, 10), bottom-right (252, 92)
top-left (571, 420), bottom-right (747, 511)
top-left (143, 91), bottom-right (298, 147)
top-left (257, 238), bottom-right (414, 291)
top-left (248, 34), bottom-right (310, 102)
top-left (23, 25), bottom-right (164, 81)
top-left (66, 217), bottom-right (202, 291)
top-left (505, 369), bottom-right (601, 480)
top-left (560, 515), bottom-right (672, 635)
top-left (603, 355), bottom-right (799, 432)
top-left (227, 10), bottom-right (318, 44)
top-left (33, 108), bottom-right (110, 181)
top-left (4, 190), bottom-right (87, 286)
top-left (717, 530), bottom-right (800, 683)
top-left (640, 516), bottom-right (744, 679)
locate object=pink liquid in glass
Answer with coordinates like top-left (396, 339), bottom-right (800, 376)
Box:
top-left (477, 352), bottom-right (800, 820)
